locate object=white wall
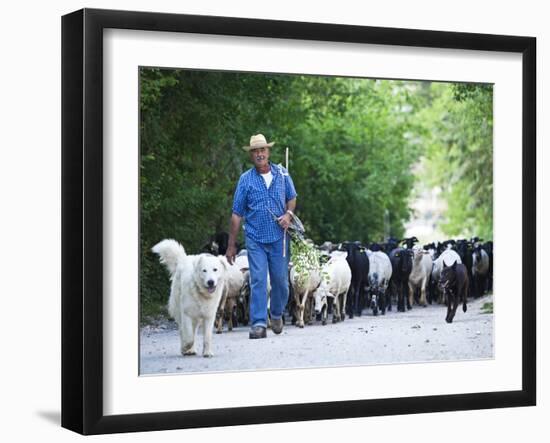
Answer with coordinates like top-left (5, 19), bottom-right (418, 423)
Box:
top-left (0, 1), bottom-right (545, 441)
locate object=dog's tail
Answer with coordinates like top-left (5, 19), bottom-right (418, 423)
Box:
top-left (151, 239), bottom-right (187, 278)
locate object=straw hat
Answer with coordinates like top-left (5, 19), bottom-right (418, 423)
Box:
top-left (242, 134), bottom-right (275, 151)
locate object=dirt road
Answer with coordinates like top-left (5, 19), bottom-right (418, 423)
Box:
top-left (139, 294), bottom-right (493, 375)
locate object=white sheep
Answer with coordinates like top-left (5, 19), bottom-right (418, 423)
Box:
top-left (313, 255), bottom-right (352, 325)
top-left (366, 250), bottom-right (393, 315)
top-left (215, 256), bottom-right (245, 333)
top-left (290, 255), bottom-right (322, 328)
top-left (408, 249), bottom-right (433, 307)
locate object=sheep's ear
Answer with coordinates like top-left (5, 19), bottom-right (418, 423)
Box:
top-left (219, 256), bottom-right (228, 272)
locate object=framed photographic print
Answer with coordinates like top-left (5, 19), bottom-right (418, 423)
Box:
top-left (62, 8), bottom-right (536, 435)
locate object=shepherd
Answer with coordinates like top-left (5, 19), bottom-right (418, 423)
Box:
top-left (226, 134), bottom-right (298, 339)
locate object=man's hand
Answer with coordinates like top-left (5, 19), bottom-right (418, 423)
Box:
top-left (226, 213), bottom-right (242, 265)
top-left (226, 244), bottom-right (237, 265)
top-left (277, 212), bottom-right (292, 230)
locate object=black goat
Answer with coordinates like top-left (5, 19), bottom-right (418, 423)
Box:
top-left (401, 236), bottom-right (419, 249)
top-left (202, 231), bottom-right (230, 255)
top-left (482, 241), bottom-right (493, 292)
top-left (389, 247), bottom-right (414, 312)
top-left (339, 241), bottom-right (370, 318)
top-left (455, 239), bottom-right (474, 297)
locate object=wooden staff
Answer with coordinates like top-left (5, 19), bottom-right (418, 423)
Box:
top-left (283, 147), bottom-right (289, 258)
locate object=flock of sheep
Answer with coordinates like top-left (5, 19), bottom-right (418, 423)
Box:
top-left (206, 234), bottom-right (493, 331)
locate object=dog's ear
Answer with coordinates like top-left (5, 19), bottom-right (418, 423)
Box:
top-left (194, 254), bottom-right (205, 272)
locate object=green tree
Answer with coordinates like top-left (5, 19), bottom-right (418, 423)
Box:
top-left (418, 82), bottom-right (493, 239)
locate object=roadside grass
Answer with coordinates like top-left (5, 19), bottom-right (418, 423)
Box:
top-left (481, 302), bottom-right (493, 314)
top-left (140, 300), bottom-right (169, 326)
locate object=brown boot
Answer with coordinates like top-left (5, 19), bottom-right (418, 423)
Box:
top-left (271, 318), bottom-right (283, 335)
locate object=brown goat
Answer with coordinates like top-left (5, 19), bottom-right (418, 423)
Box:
top-left (439, 261), bottom-right (469, 323)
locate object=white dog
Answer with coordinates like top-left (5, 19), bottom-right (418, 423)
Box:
top-left (152, 239), bottom-right (227, 357)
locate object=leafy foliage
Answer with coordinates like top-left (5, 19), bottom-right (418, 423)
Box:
top-left (290, 238), bottom-right (323, 287)
top-left (417, 83), bottom-right (493, 238)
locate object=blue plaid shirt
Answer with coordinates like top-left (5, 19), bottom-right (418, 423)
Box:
top-left (232, 163), bottom-right (297, 244)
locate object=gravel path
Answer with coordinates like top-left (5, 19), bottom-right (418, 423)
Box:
top-left (139, 294), bottom-right (493, 375)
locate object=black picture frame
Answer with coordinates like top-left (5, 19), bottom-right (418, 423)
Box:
top-left (61, 8), bottom-right (536, 435)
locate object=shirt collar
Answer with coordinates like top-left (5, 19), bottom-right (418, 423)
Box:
top-left (253, 162), bottom-right (278, 177)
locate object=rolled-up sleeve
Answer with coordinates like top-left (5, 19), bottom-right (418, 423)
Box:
top-left (232, 175), bottom-right (247, 217)
top-left (285, 174), bottom-right (297, 202)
